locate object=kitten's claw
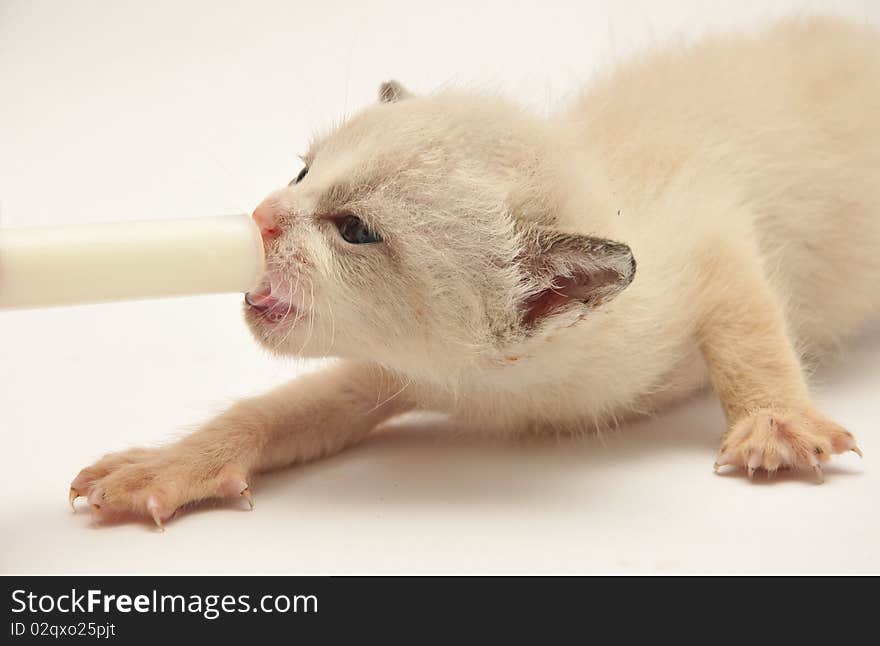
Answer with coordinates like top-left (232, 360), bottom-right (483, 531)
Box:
top-left (852, 446), bottom-right (864, 458)
top-left (812, 464), bottom-right (824, 484)
top-left (713, 452), bottom-right (732, 474)
top-left (146, 497), bottom-right (165, 532)
top-left (746, 451), bottom-right (762, 479)
top-left (69, 488), bottom-right (79, 511)
top-left (221, 476), bottom-right (254, 509)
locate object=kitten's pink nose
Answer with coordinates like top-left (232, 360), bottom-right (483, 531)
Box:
top-left (252, 200), bottom-right (282, 241)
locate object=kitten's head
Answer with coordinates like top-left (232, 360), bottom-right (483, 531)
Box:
top-left (244, 81), bottom-right (635, 378)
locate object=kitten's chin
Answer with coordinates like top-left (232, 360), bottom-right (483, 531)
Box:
top-left (242, 302), bottom-right (334, 358)
top-left (242, 299), bottom-right (303, 344)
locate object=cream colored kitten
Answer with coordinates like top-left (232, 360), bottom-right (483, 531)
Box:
top-left (72, 16), bottom-right (879, 528)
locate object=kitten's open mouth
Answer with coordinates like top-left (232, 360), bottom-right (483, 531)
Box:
top-left (244, 282), bottom-right (298, 324)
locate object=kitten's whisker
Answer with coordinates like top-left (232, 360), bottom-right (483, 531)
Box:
top-left (270, 272), bottom-right (300, 352)
top-left (367, 377), bottom-right (411, 415)
top-left (323, 294), bottom-right (337, 358)
top-left (298, 278), bottom-right (316, 356)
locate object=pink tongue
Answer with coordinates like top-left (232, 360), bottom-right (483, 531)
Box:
top-left (245, 279), bottom-right (277, 309)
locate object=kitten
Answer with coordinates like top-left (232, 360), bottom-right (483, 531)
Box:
top-left (72, 16), bottom-right (879, 528)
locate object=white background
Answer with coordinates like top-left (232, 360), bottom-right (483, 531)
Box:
top-left (1, 0), bottom-right (878, 574)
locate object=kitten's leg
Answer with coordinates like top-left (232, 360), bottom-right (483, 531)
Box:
top-left (70, 361), bottom-right (412, 527)
top-left (694, 242), bottom-right (861, 481)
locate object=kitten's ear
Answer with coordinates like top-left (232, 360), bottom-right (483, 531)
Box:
top-left (518, 227), bottom-right (636, 327)
top-left (378, 80), bottom-right (412, 103)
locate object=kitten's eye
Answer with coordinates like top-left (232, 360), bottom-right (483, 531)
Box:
top-left (336, 215), bottom-right (382, 245)
top-left (289, 166), bottom-right (308, 186)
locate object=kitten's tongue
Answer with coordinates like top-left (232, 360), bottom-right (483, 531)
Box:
top-left (244, 279), bottom-right (277, 310)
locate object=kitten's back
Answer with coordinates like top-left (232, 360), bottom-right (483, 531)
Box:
top-left (570, 16), bottom-right (880, 352)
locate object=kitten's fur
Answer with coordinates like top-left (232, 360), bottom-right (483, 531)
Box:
top-left (72, 16), bottom-right (879, 527)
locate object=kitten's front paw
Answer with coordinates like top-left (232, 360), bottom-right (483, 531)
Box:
top-left (714, 407), bottom-right (862, 482)
top-left (69, 445), bottom-right (254, 530)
